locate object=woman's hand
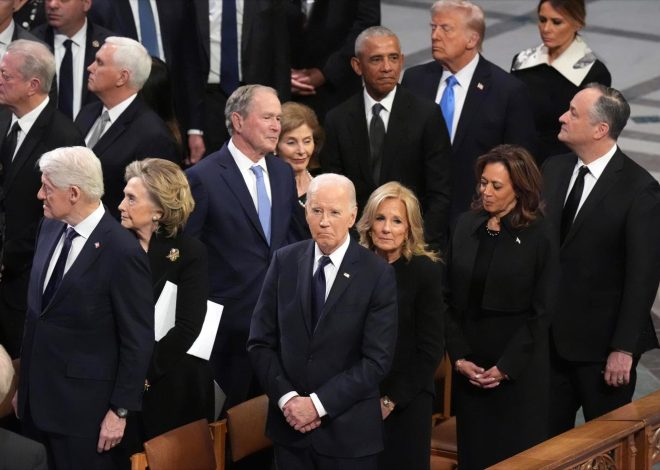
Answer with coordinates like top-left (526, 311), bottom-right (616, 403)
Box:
top-left (478, 366), bottom-right (508, 389)
top-left (456, 360), bottom-right (507, 388)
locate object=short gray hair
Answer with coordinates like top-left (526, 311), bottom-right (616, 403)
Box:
top-left (38, 146), bottom-right (105, 201)
top-left (307, 173), bottom-right (357, 209)
top-left (431, 0), bottom-right (486, 49)
top-left (224, 84), bottom-right (278, 136)
top-left (0, 345), bottom-right (13, 403)
top-left (584, 83), bottom-right (630, 140)
top-left (104, 36), bottom-right (152, 90)
top-left (5, 39), bottom-right (55, 93)
top-left (354, 26), bottom-right (398, 57)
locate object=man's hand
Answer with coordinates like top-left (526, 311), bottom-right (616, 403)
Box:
top-left (97, 409), bottom-right (126, 452)
top-left (282, 396), bottom-right (320, 433)
top-left (604, 351), bottom-right (633, 387)
top-left (187, 134), bottom-right (206, 165)
top-left (291, 68), bottom-right (325, 96)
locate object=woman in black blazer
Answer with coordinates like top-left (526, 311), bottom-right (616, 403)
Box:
top-left (118, 158), bottom-right (213, 443)
top-left (511, 0), bottom-right (611, 164)
top-left (357, 182), bottom-right (445, 470)
top-left (446, 145), bottom-right (559, 469)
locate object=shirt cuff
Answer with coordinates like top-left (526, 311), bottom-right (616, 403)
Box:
top-left (309, 393), bottom-right (327, 418)
top-left (278, 391), bottom-right (299, 411)
top-left (187, 129), bottom-right (203, 135)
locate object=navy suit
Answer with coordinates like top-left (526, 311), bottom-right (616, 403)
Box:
top-left (185, 143), bottom-right (299, 407)
top-left (18, 211), bottom-right (153, 466)
top-left (248, 239), bottom-right (397, 459)
top-left (75, 97), bottom-right (180, 218)
top-left (402, 56), bottom-right (537, 222)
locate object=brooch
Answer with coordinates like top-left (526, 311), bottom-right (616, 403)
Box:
top-left (166, 248), bottom-right (180, 262)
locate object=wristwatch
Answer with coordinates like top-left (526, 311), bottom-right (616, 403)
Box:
top-left (111, 406), bottom-right (129, 419)
top-left (382, 396), bottom-right (395, 411)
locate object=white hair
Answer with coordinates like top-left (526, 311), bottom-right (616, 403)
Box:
top-left (5, 39), bottom-right (56, 93)
top-left (38, 146), bottom-right (105, 201)
top-left (104, 36), bottom-right (152, 90)
top-left (0, 345), bottom-right (13, 403)
top-left (307, 173), bottom-right (357, 209)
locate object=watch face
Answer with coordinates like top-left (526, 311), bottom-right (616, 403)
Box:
top-left (116, 408), bottom-right (128, 418)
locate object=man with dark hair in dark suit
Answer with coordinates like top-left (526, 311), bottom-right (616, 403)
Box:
top-left (248, 173), bottom-right (397, 469)
top-left (75, 36), bottom-right (178, 218)
top-left (31, 0), bottom-right (113, 119)
top-left (17, 145), bottom-right (153, 469)
top-left (88, 0), bottom-right (207, 163)
top-left (543, 84), bottom-right (660, 435)
top-left (193, 0), bottom-right (290, 156)
top-left (0, 39), bottom-right (84, 358)
top-left (320, 26), bottom-right (451, 248)
top-left (186, 84), bottom-right (300, 410)
top-left (401, 0), bottom-right (536, 223)
top-left (287, 0), bottom-right (380, 122)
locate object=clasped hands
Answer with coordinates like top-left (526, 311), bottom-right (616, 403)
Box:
top-left (291, 68), bottom-right (325, 96)
top-left (283, 396), bottom-right (321, 434)
top-left (456, 359), bottom-right (507, 389)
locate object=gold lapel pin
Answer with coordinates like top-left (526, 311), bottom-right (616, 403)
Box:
top-left (92, 40), bottom-right (100, 48)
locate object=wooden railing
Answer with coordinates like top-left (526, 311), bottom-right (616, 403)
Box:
top-left (489, 390), bottom-right (660, 469)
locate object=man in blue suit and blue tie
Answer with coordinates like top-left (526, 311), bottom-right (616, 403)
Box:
top-left (186, 84), bottom-right (300, 409)
top-left (17, 146), bottom-right (154, 469)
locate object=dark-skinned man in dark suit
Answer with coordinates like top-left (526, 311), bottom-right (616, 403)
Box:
top-left (320, 26), bottom-right (451, 248)
top-left (0, 40), bottom-right (84, 358)
top-left (543, 84), bottom-right (660, 435)
top-left (248, 173), bottom-right (398, 470)
top-left (401, 0), bottom-right (537, 224)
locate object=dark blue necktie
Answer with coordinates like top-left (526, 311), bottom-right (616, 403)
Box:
top-left (250, 165), bottom-right (271, 244)
top-left (220, 0), bottom-right (239, 95)
top-left (369, 103), bottom-right (385, 183)
top-left (58, 39), bottom-right (73, 119)
top-left (311, 256), bottom-right (332, 330)
top-left (42, 227), bottom-right (79, 307)
top-left (439, 75), bottom-right (458, 136)
top-left (138, 0), bottom-right (159, 58)
top-left (560, 166), bottom-right (590, 243)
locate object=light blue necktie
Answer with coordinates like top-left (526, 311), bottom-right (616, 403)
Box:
top-left (439, 75), bottom-right (458, 135)
top-left (250, 165), bottom-right (271, 244)
top-left (138, 0), bottom-right (159, 58)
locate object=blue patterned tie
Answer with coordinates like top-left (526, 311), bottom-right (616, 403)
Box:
top-left (138, 0), bottom-right (159, 58)
top-left (220, 0), bottom-right (239, 95)
top-left (439, 75), bottom-right (458, 135)
top-left (250, 165), bottom-right (271, 244)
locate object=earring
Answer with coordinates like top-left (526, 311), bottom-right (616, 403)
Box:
top-left (152, 215), bottom-right (159, 223)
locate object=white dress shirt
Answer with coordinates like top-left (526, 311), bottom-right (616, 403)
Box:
top-left (85, 93), bottom-right (138, 145)
top-left (363, 86), bottom-right (397, 132)
top-left (228, 138), bottom-right (272, 209)
top-left (54, 20), bottom-right (87, 119)
top-left (434, 53), bottom-right (480, 142)
top-left (277, 234), bottom-right (352, 418)
top-left (43, 203), bottom-right (105, 290)
top-left (0, 20), bottom-right (15, 58)
top-left (564, 144), bottom-right (617, 215)
top-left (128, 0), bottom-right (165, 60)
top-left (9, 97), bottom-right (50, 161)
top-left (207, 0), bottom-right (244, 84)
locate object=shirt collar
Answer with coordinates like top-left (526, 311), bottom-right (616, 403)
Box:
top-left (314, 232), bottom-right (351, 268)
top-left (104, 93), bottom-right (138, 121)
top-left (363, 86), bottom-right (397, 115)
top-left (54, 18), bottom-right (87, 46)
top-left (14, 96), bottom-right (50, 134)
top-left (0, 20), bottom-right (15, 47)
top-left (577, 143), bottom-right (617, 179)
top-left (442, 53), bottom-right (480, 88)
top-left (70, 202), bottom-right (105, 240)
top-left (228, 138), bottom-right (268, 174)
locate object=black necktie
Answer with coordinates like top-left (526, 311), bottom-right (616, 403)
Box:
top-left (42, 227), bottom-right (79, 307)
top-left (220, 0), bottom-right (239, 95)
top-left (0, 122), bottom-right (20, 179)
top-left (311, 256), bottom-right (331, 330)
top-left (369, 103), bottom-right (385, 183)
top-left (58, 39), bottom-right (74, 119)
top-left (560, 165), bottom-right (590, 243)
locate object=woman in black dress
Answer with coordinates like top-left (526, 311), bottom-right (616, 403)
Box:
top-left (357, 182), bottom-right (445, 470)
top-left (511, 0), bottom-right (611, 163)
top-left (118, 158), bottom-right (213, 442)
top-left (446, 145), bottom-right (559, 469)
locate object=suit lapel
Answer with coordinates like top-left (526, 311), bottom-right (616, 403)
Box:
top-left (147, 233), bottom-right (176, 295)
top-left (119, 0), bottom-right (139, 39)
top-left (346, 95), bottom-right (373, 186)
top-left (316, 240), bottom-right (360, 329)
top-left (453, 55), bottom-right (489, 151)
top-left (420, 61), bottom-right (443, 100)
top-left (37, 222), bottom-right (67, 313)
top-left (266, 155), bottom-right (290, 249)
top-left (195, 0), bottom-right (210, 63)
top-left (297, 241), bottom-right (315, 336)
top-left (545, 154), bottom-right (577, 232)
top-left (76, 102), bottom-right (103, 137)
top-left (379, 89), bottom-right (408, 183)
top-left (93, 98), bottom-right (139, 154)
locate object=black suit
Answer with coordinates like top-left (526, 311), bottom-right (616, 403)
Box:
top-left (18, 211), bottom-right (154, 468)
top-left (10, 21), bottom-right (41, 42)
top-left (0, 102), bottom-right (84, 357)
top-left (543, 149), bottom-right (660, 434)
top-left (0, 428), bottom-right (47, 470)
top-left (320, 86), bottom-right (451, 247)
top-left (248, 239), bottom-right (397, 466)
top-left (287, 0), bottom-right (380, 121)
top-left (31, 21), bottom-right (113, 117)
top-left (75, 97), bottom-right (180, 218)
top-left (401, 56), bottom-right (537, 222)
top-left (89, 0), bottom-right (205, 134)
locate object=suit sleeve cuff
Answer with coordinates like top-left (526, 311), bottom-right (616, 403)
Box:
top-left (278, 391), bottom-right (299, 411)
top-left (309, 393), bottom-right (327, 418)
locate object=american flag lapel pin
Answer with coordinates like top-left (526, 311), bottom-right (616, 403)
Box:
top-left (515, 237), bottom-right (521, 245)
top-left (94, 242), bottom-right (100, 248)
top-left (477, 82), bottom-right (484, 90)
top-left (343, 273), bottom-right (350, 278)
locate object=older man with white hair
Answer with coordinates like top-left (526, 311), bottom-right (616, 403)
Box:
top-left (17, 146), bottom-right (153, 469)
top-left (75, 36), bottom-right (179, 219)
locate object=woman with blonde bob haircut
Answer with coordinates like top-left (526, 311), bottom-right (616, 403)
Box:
top-left (357, 182), bottom-right (445, 470)
top-left (118, 158), bottom-right (213, 452)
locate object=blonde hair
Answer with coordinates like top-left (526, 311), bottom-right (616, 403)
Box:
top-left (124, 158), bottom-right (194, 237)
top-left (357, 182), bottom-right (440, 262)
